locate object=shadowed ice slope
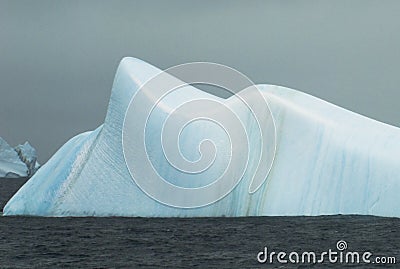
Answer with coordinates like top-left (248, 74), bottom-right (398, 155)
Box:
top-left (4, 58), bottom-right (400, 217)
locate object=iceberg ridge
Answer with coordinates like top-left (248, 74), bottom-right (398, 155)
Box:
top-left (4, 57), bottom-right (400, 217)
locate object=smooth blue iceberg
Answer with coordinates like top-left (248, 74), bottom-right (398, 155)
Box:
top-left (4, 58), bottom-right (400, 217)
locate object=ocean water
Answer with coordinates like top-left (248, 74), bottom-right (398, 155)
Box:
top-left (0, 179), bottom-right (399, 268)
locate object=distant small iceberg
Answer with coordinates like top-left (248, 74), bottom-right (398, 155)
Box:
top-left (4, 58), bottom-right (400, 217)
top-left (0, 138), bottom-right (40, 178)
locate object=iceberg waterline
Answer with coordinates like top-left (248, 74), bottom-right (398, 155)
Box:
top-left (4, 57), bottom-right (400, 217)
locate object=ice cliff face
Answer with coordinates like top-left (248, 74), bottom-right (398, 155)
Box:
top-left (4, 58), bottom-right (400, 217)
top-left (0, 138), bottom-right (40, 178)
top-left (15, 142), bottom-right (40, 177)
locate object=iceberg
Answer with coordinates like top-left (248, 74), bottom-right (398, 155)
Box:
top-left (4, 57), bottom-right (400, 217)
top-left (0, 138), bottom-right (40, 178)
top-left (14, 142), bottom-right (40, 177)
top-left (0, 138), bottom-right (28, 178)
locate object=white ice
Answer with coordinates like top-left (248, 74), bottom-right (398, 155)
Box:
top-left (4, 58), bottom-right (400, 217)
top-left (0, 138), bottom-right (28, 178)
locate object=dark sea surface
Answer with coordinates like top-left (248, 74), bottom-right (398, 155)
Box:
top-left (0, 179), bottom-right (399, 268)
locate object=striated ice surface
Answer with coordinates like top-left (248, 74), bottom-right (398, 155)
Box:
top-left (4, 57), bottom-right (400, 217)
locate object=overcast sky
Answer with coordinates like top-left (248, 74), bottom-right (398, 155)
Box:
top-left (1, 1), bottom-right (399, 162)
